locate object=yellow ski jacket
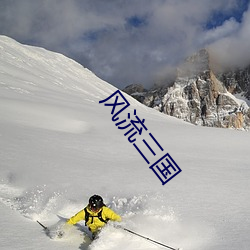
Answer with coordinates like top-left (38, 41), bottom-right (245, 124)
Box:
top-left (67, 206), bottom-right (121, 233)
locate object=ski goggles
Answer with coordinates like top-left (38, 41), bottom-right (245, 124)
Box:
top-left (89, 205), bottom-right (101, 212)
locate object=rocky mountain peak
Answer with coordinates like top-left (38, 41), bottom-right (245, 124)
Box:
top-left (123, 49), bottom-right (250, 130)
top-left (177, 49), bottom-right (210, 78)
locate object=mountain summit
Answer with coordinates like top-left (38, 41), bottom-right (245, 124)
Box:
top-left (124, 49), bottom-right (250, 130)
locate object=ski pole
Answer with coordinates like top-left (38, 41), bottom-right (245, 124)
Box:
top-left (122, 227), bottom-right (180, 250)
top-left (37, 220), bottom-right (48, 231)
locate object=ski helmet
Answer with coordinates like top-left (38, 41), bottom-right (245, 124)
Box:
top-left (89, 195), bottom-right (104, 210)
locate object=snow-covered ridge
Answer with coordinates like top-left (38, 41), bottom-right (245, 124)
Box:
top-left (0, 35), bottom-right (115, 99)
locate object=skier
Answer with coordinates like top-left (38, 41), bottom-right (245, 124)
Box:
top-left (66, 194), bottom-right (121, 239)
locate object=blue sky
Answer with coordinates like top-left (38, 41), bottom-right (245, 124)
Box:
top-left (205, 0), bottom-right (249, 28)
top-left (0, 0), bottom-right (249, 88)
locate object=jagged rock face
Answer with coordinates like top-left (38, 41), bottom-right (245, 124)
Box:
top-left (162, 74), bottom-right (248, 128)
top-left (123, 83), bottom-right (147, 103)
top-left (217, 66), bottom-right (250, 99)
top-left (123, 83), bottom-right (146, 95)
top-left (123, 49), bottom-right (250, 130)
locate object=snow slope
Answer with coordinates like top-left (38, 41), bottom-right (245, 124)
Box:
top-left (0, 36), bottom-right (250, 250)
